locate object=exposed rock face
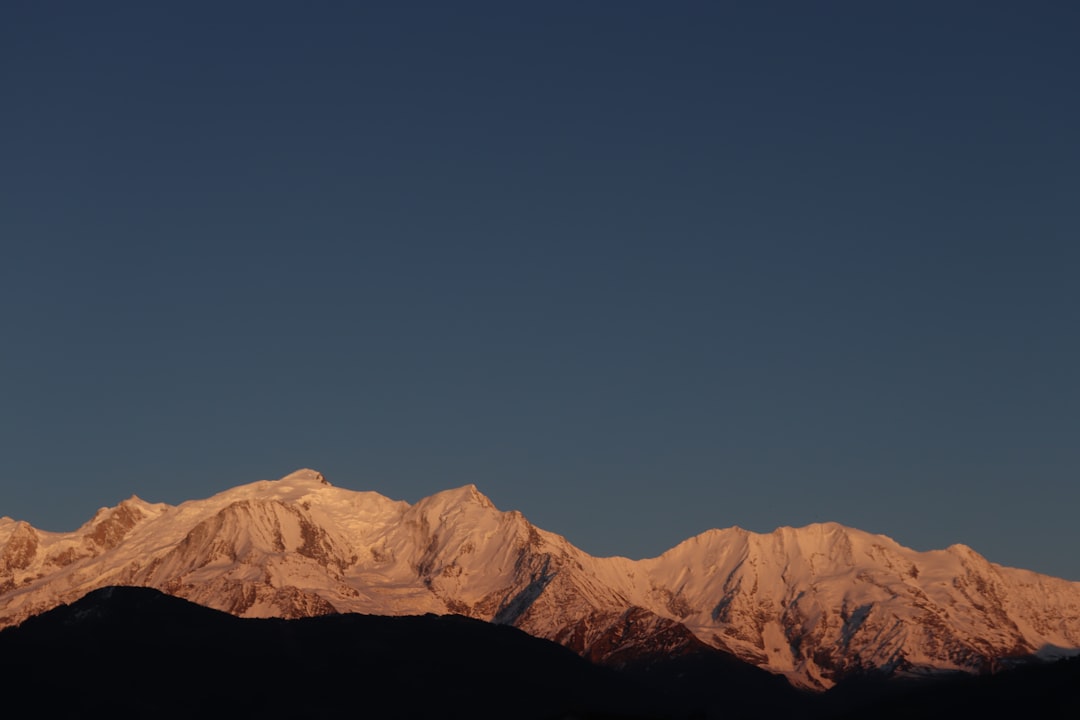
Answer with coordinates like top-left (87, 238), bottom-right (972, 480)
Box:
top-left (2, 469), bottom-right (1079, 689)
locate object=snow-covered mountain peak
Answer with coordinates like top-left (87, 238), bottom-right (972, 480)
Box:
top-left (276, 468), bottom-right (330, 486)
top-left (118, 494), bottom-right (169, 515)
top-left (653, 526), bottom-right (745, 557)
top-left (947, 542), bottom-right (976, 555)
top-left (773, 520), bottom-right (849, 536)
top-left (190, 470), bottom-right (342, 511)
top-left (416, 484), bottom-right (497, 513)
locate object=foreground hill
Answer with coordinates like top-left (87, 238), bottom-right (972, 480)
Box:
top-left (0, 586), bottom-right (676, 719)
top-left (2, 469), bottom-right (1079, 689)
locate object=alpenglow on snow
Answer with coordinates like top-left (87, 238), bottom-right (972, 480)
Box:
top-left (2, 469), bottom-right (1079, 689)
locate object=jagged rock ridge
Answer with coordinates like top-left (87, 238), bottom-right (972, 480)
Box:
top-left (2, 468), bottom-right (1079, 689)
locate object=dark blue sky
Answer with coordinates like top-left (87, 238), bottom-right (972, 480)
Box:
top-left (3, 2), bottom-right (1078, 579)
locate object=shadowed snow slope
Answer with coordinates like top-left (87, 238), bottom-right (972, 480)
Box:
top-left (2, 469), bottom-right (1078, 689)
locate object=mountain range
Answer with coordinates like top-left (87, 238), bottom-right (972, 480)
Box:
top-left (3, 468), bottom-right (1079, 691)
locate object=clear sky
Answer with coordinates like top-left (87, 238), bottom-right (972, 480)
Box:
top-left (3, 2), bottom-right (1078, 579)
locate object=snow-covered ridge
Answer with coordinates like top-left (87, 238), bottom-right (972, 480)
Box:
top-left (2, 469), bottom-right (1079, 689)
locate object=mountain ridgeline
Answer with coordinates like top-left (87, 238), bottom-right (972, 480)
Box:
top-left (2, 469), bottom-right (1079, 694)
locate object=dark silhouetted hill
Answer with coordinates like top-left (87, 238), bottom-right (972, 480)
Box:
top-left (0, 586), bottom-right (675, 719)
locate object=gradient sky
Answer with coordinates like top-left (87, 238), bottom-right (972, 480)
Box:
top-left (3, 2), bottom-right (1078, 579)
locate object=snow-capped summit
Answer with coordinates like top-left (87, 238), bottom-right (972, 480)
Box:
top-left (2, 469), bottom-right (1078, 689)
top-left (276, 468), bottom-right (330, 486)
top-left (414, 483), bottom-right (497, 513)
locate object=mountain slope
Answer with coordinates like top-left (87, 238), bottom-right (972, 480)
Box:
top-left (0, 585), bottom-right (680, 720)
top-left (2, 468), bottom-right (1079, 689)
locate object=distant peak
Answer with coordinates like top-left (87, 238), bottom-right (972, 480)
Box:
top-left (422, 484), bottom-right (496, 510)
top-left (459, 484), bottom-right (495, 508)
top-left (773, 521), bottom-right (848, 535)
top-left (947, 543), bottom-right (980, 558)
top-left (277, 469), bottom-right (330, 486)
